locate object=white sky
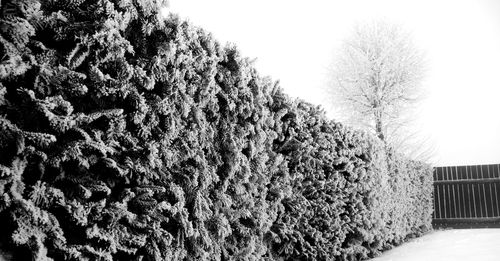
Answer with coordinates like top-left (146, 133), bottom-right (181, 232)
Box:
top-left (166, 0), bottom-right (500, 166)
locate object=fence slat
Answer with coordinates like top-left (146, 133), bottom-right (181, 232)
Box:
top-left (472, 182), bottom-right (478, 218)
top-left (495, 183), bottom-right (499, 217)
top-left (457, 184), bottom-right (462, 218)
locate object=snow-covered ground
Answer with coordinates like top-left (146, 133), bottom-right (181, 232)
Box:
top-left (371, 229), bottom-right (500, 261)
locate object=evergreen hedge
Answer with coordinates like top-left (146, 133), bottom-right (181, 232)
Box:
top-left (0, 0), bottom-right (432, 260)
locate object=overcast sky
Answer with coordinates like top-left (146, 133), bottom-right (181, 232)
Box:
top-left (166, 0), bottom-right (500, 166)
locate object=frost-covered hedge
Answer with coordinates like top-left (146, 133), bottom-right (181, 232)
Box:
top-left (0, 0), bottom-right (432, 260)
top-left (264, 100), bottom-right (433, 260)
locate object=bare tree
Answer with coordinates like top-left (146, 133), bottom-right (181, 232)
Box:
top-left (329, 21), bottom-right (432, 160)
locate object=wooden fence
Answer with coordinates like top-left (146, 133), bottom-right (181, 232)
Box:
top-left (432, 164), bottom-right (500, 228)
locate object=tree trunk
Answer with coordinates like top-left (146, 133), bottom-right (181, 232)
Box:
top-left (375, 113), bottom-right (385, 142)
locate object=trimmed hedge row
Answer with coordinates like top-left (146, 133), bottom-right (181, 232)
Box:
top-left (264, 99), bottom-right (433, 260)
top-left (0, 0), bottom-right (432, 260)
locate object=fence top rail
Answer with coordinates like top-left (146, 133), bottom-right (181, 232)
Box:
top-left (433, 164), bottom-right (500, 181)
top-left (434, 163), bottom-right (500, 169)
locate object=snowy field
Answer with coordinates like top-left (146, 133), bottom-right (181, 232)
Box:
top-left (371, 229), bottom-right (500, 261)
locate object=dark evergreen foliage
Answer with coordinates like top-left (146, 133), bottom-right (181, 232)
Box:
top-left (0, 0), bottom-right (433, 260)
